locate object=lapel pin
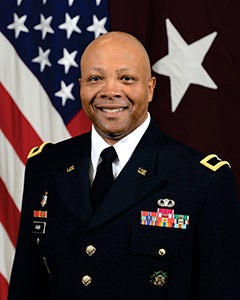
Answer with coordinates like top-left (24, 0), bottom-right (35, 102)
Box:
top-left (137, 167), bottom-right (147, 176)
top-left (66, 165), bottom-right (75, 173)
top-left (157, 198), bottom-right (175, 208)
top-left (41, 191), bottom-right (48, 207)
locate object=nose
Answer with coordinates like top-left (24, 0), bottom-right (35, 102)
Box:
top-left (99, 78), bottom-right (121, 100)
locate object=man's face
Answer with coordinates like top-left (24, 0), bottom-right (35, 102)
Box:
top-left (80, 35), bottom-right (156, 144)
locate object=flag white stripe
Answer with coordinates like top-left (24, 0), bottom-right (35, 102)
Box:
top-left (0, 223), bottom-right (15, 283)
top-left (0, 130), bottom-right (25, 211)
top-left (0, 33), bottom-right (70, 143)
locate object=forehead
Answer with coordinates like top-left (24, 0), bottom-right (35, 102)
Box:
top-left (86, 32), bottom-right (147, 55)
top-left (81, 38), bottom-right (147, 70)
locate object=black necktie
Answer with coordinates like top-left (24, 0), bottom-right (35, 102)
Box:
top-left (91, 146), bottom-right (118, 210)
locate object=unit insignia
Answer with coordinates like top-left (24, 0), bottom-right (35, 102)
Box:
top-left (41, 191), bottom-right (48, 207)
top-left (149, 270), bottom-right (167, 288)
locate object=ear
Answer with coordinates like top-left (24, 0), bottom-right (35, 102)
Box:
top-left (148, 76), bottom-right (156, 103)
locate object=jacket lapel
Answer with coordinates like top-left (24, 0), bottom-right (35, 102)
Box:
top-left (88, 121), bottom-right (168, 229)
top-left (53, 134), bottom-right (92, 224)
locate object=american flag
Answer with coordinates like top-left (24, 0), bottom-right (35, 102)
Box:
top-left (1, 0), bottom-right (240, 299)
top-left (0, 0), bottom-right (109, 298)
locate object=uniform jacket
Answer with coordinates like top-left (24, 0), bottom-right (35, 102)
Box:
top-left (8, 120), bottom-right (240, 300)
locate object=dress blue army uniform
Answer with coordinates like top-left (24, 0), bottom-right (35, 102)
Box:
top-left (8, 120), bottom-right (240, 300)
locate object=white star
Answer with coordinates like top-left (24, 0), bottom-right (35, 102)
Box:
top-left (58, 48), bottom-right (78, 74)
top-left (59, 13), bottom-right (81, 39)
top-left (96, 0), bottom-right (102, 5)
top-left (17, 0), bottom-right (23, 5)
top-left (43, 0), bottom-right (47, 4)
top-left (55, 81), bottom-right (75, 106)
top-left (34, 14), bottom-right (54, 40)
top-left (152, 19), bottom-right (218, 112)
top-left (32, 47), bottom-right (52, 72)
top-left (87, 15), bottom-right (107, 39)
top-left (7, 13), bottom-right (29, 38)
top-left (68, 0), bottom-right (75, 6)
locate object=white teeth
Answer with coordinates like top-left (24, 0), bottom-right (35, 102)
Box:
top-left (102, 108), bottom-right (125, 113)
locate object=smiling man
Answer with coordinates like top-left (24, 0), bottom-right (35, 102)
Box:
top-left (79, 32), bottom-right (156, 144)
top-left (8, 32), bottom-right (240, 300)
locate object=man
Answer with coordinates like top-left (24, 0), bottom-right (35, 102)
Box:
top-left (8, 32), bottom-right (240, 299)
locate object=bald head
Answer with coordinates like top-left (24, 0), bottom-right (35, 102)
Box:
top-left (80, 31), bottom-right (152, 79)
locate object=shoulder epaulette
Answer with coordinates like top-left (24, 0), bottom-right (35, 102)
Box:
top-left (27, 142), bottom-right (52, 159)
top-left (200, 154), bottom-right (231, 172)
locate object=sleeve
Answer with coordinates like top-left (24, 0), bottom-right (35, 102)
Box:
top-left (192, 167), bottom-right (240, 299)
top-left (7, 158), bottom-right (51, 300)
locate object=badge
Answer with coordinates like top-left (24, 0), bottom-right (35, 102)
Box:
top-left (32, 221), bottom-right (46, 234)
top-left (157, 198), bottom-right (175, 208)
top-left (149, 270), bottom-right (167, 288)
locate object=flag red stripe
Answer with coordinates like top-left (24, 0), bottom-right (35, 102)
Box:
top-left (0, 274), bottom-right (8, 300)
top-left (67, 109), bottom-right (92, 137)
top-left (0, 178), bottom-right (20, 247)
top-left (0, 84), bottom-right (43, 164)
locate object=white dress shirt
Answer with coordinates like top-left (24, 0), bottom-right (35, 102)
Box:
top-left (90, 113), bottom-right (151, 185)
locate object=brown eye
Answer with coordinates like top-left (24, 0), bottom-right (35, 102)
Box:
top-left (122, 75), bottom-right (134, 82)
top-left (89, 76), bottom-right (101, 82)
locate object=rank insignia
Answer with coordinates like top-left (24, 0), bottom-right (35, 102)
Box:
top-left (41, 191), bottom-right (48, 207)
top-left (33, 210), bottom-right (47, 218)
top-left (27, 142), bottom-right (51, 159)
top-left (141, 208), bottom-right (189, 229)
top-left (157, 198), bottom-right (175, 208)
top-left (200, 154), bottom-right (231, 171)
top-left (149, 270), bottom-right (167, 288)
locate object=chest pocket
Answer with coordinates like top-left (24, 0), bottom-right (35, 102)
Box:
top-left (130, 225), bottom-right (190, 260)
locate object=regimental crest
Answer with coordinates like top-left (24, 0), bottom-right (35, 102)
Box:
top-left (41, 191), bottom-right (48, 207)
top-left (149, 270), bottom-right (167, 288)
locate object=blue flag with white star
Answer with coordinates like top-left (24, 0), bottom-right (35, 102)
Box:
top-left (109, 0), bottom-right (240, 191)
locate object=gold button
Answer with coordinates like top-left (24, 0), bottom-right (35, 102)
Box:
top-left (86, 245), bottom-right (96, 256)
top-left (158, 248), bottom-right (166, 256)
top-left (82, 275), bottom-right (92, 286)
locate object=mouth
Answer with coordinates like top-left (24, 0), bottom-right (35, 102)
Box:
top-left (96, 105), bottom-right (128, 114)
top-left (100, 107), bottom-right (126, 113)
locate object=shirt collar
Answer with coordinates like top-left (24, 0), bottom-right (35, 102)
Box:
top-left (91, 113), bottom-right (151, 170)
